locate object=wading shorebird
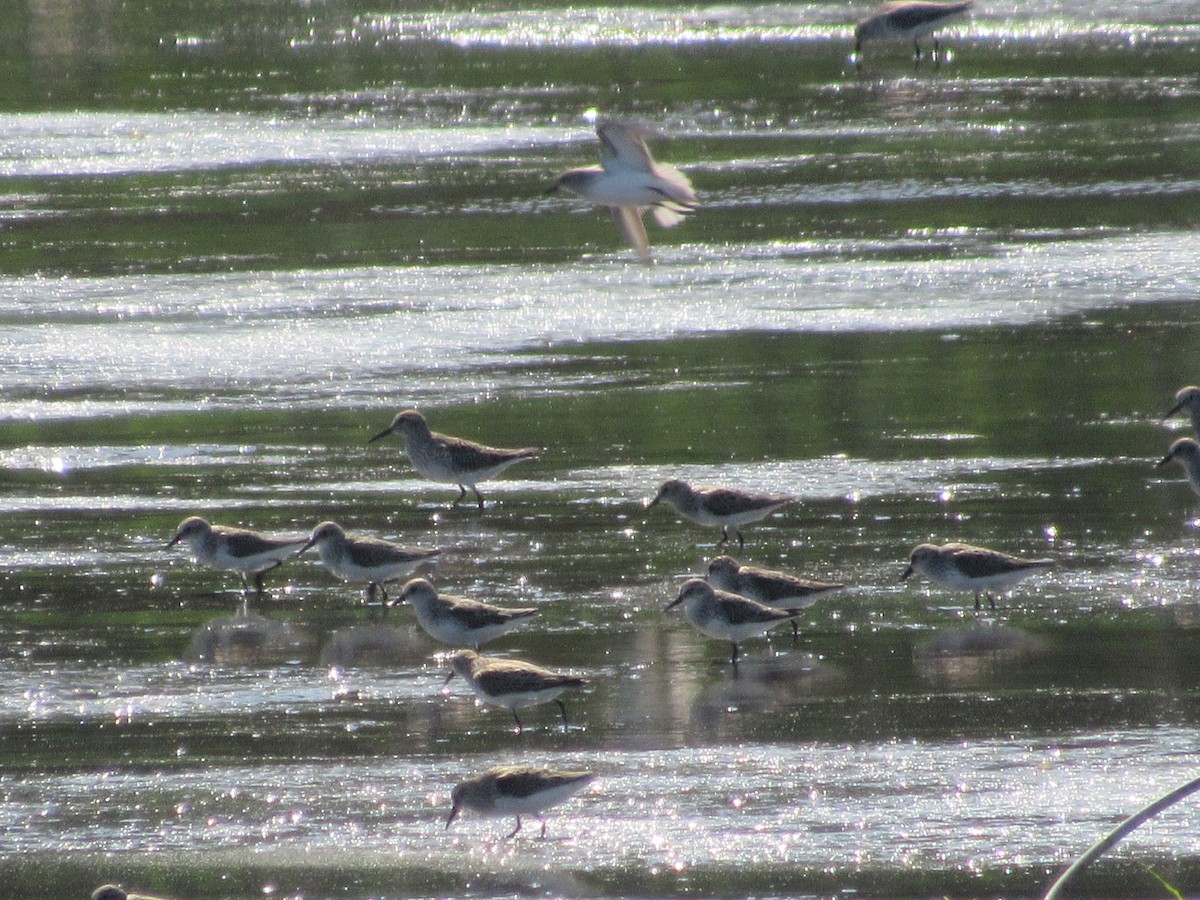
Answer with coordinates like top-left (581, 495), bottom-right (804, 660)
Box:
top-left (666, 578), bottom-right (803, 666)
top-left (397, 577), bottom-right (537, 650)
top-left (369, 409), bottom-right (539, 510)
top-left (1157, 437), bottom-right (1200, 498)
top-left (706, 555), bottom-right (843, 642)
top-left (854, 0), bottom-right (974, 68)
top-left (1164, 386), bottom-right (1200, 439)
top-left (299, 521), bottom-right (440, 610)
top-left (900, 542), bottom-right (1053, 609)
top-left (548, 119), bottom-right (698, 263)
top-left (447, 765), bottom-right (595, 840)
top-left (164, 516), bottom-right (307, 598)
top-left (445, 649), bottom-right (586, 734)
top-left (646, 479), bottom-right (793, 549)
top-left (92, 886), bottom-right (172, 900)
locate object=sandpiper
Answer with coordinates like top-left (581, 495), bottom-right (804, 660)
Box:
top-left (447, 765), bottom-right (595, 839)
top-left (299, 521), bottom-right (440, 610)
top-left (646, 479), bottom-right (793, 549)
top-left (397, 577), bottom-right (537, 650)
top-left (549, 120), bottom-right (698, 263)
top-left (666, 578), bottom-right (802, 665)
top-left (900, 542), bottom-right (1054, 609)
top-left (1157, 437), bottom-right (1200, 498)
top-left (854, 0), bottom-right (973, 67)
top-left (706, 555), bottom-right (843, 642)
top-left (445, 649), bottom-right (586, 733)
top-left (164, 516), bottom-right (307, 597)
top-left (369, 409), bottom-right (539, 510)
top-left (92, 887), bottom-right (170, 900)
top-left (1164, 386), bottom-right (1200, 438)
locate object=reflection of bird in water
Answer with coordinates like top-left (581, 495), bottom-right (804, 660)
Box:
top-left (901, 542), bottom-right (1053, 609)
top-left (164, 516), bottom-right (307, 599)
top-left (706, 555), bottom-right (843, 641)
top-left (913, 623), bottom-right (1047, 684)
top-left (445, 649), bottom-right (586, 734)
top-left (1164, 386), bottom-right (1200, 439)
top-left (666, 578), bottom-right (802, 665)
top-left (549, 120), bottom-right (698, 263)
top-left (1157, 437), bottom-right (1200, 498)
top-left (318, 624), bottom-right (426, 668)
top-left (299, 520), bottom-right (440, 611)
top-left (184, 612), bottom-right (313, 666)
top-left (854, 0), bottom-right (974, 68)
top-left (447, 765), bottom-right (595, 840)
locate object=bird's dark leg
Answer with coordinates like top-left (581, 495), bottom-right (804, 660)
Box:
top-left (253, 571), bottom-right (266, 597)
top-left (730, 642), bottom-right (740, 666)
top-left (973, 591), bottom-right (982, 611)
top-left (791, 620), bottom-right (799, 643)
top-left (379, 583), bottom-right (391, 617)
top-left (503, 817), bottom-right (523, 840)
top-left (239, 573), bottom-right (251, 594)
top-left (987, 592), bottom-right (997, 610)
top-left (556, 698), bottom-right (570, 731)
top-left (913, 38), bottom-right (922, 69)
top-left (538, 816), bottom-right (548, 839)
top-left (854, 38), bottom-right (863, 70)
top-left (718, 527), bottom-right (730, 547)
top-left (473, 486), bottom-right (486, 510)
top-left (933, 37), bottom-right (943, 70)
top-left (736, 529), bottom-right (746, 551)
top-left (512, 710), bottom-right (524, 735)
top-left (452, 484), bottom-right (467, 508)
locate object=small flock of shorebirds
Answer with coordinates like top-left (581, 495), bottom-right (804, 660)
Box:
top-left (138, 384), bottom-right (1200, 878)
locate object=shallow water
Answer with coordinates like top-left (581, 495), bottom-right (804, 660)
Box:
top-left (3, 0), bottom-right (1200, 897)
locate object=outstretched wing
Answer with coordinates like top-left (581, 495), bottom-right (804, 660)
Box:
top-left (597, 121), bottom-right (660, 174)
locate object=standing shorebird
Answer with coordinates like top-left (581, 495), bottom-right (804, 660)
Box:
top-left (92, 887), bottom-right (171, 900)
top-left (900, 542), bottom-right (1053, 610)
top-left (1164, 386), bottom-right (1200, 439)
top-left (445, 649), bottom-right (586, 734)
top-left (369, 409), bottom-right (539, 510)
top-left (853, 0), bottom-right (974, 67)
top-left (548, 119), bottom-right (698, 263)
top-left (397, 577), bottom-right (537, 650)
top-left (646, 479), bottom-right (793, 549)
top-left (299, 521), bottom-right (440, 610)
top-left (164, 516), bottom-right (307, 598)
top-left (706, 555), bottom-right (843, 642)
top-left (666, 578), bottom-right (802, 665)
top-left (447, 765), bottom-right (595, 839)
top-left (1157, 437), bottom-right (1200, 498)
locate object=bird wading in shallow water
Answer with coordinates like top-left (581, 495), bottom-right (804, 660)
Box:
top-left (666, 577), bottom-right (803, 666)
top-left (299, 520), bottom-right (440, 611)
top-left (1157, 437), bottom-right (1200, 498)
top-left (445, 649), bottom-right (586, 734)
top-left (1164, 386), bottom-right (1200, 439)
top-left (549, 119), bottom-right (698, 263)
top-left (900, 542), bottom-right (1053, 609)
top-left (369, 409), bottom-right (539, 510)
top-left (398, 577), bottom-right (537, 650)
top-left (706, 554), bottom-right (843, 642)
top-left (164, 516), bottom-right (308, 598)
top-left (853, 0), bottom-right (974, 69)
top-left (646, 478), bottom-right (793, 550)
top-left (447, 765), bottom-right (595, 840)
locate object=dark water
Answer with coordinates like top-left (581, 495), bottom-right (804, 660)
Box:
top-left (3, 0), bottom-right (1200, 897)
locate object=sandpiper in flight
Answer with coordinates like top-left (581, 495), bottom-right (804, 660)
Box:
top-left (549, 119), bottom-right (698, 263)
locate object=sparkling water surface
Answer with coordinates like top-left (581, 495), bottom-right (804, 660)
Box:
top-left (3, 0), bottom-right (1200, 897)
